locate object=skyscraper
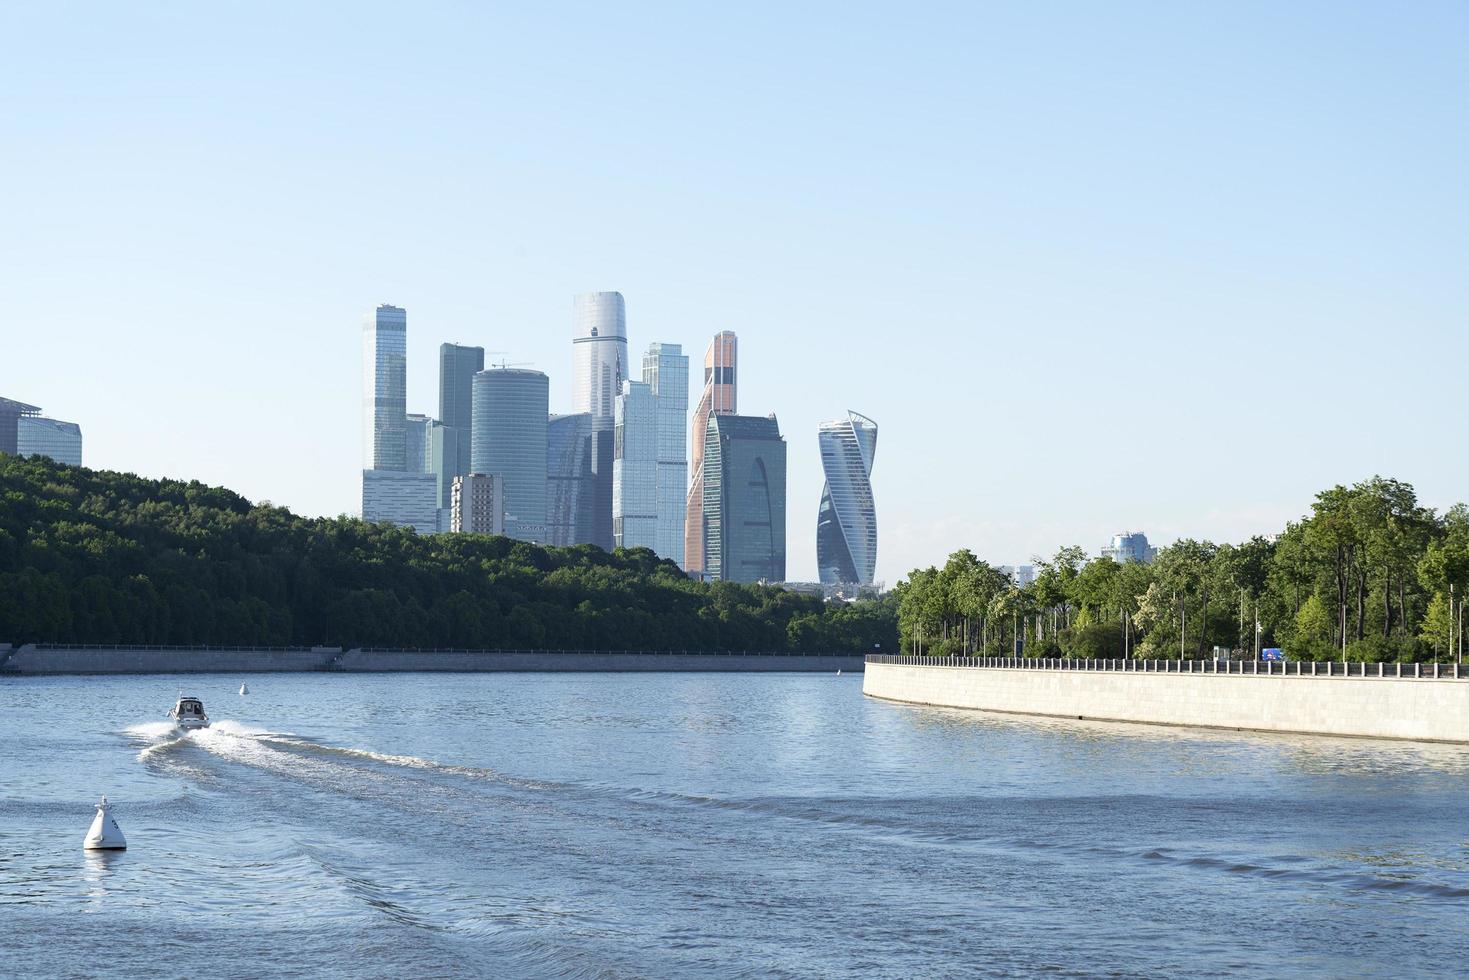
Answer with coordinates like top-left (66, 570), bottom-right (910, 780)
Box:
top-left (816, 412), bottom-right (878, 585)
top-left (405, 413), bottom-right (433, 472)
top-left (643, 342), bottom-right (689, 565)
top-left (438, 342), bottom-right (483, 478)
top-left (684, 331), bottom-right (737, 574)
top-left (613, 381), bottom-right (657, 550)
top-left (546, 412), bottom-right (596, 547)
top-left (471, 367), bottom-right (549, 543)
top-left (702, 413), bottom-right (786, 584)
top-left (362, 304), bottom-right (407, 471)
top-left (427, 422), bottom-right (461, 529)
top-left (17, 415), bottom-right (83, 467)
top-left (572, 292), bottom-right (628, 424)
top-left (1102, 532), bottom-right (1157, 564)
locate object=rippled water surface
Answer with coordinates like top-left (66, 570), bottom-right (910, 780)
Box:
top-left (3, 672), bottom-right (1468, 978)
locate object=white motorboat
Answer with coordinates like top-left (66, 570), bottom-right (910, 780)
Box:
top-left (168, 696), bottom-right (210, 730)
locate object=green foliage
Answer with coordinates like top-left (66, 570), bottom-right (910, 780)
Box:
top-left (895, 475), bottom-right (1467, 664)
top-left (0, 456), bottom-right (895, 651)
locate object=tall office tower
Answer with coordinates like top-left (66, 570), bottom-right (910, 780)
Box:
top-left (427, 421), bottom-right (461, 530)
top-left (405, 413), bottom-right (434, 472)
top-left (683, 331), bottom-right (737, 574)
top-left (471, 368), bottom-right (549, 543)
top-left (546, 412), bottom-right (596, 547)
top-left (1102, 532), bottom-right (1157, 564)
top-left (702, 413), bottom-right (786, 583)
top-left (612, 381), bottom-right (657, 550)
top-left (451, 473), bottom-right (505, 535)
top-left (438, 342), bottom-right (484, 478)
top-left (572, 291), bottom-right (628, 423)
top-left (816, 412), bottom-right (878, 585)
top-left (362, 304), bottom-right (408, 471)
top-left (361, 469), bottom-right (438, 533)
top-left (642, 343), bottom-right (689, 564)
top-left (17, 415), bottom-right (84, 467)
top-left (0, 396), bottom-right (41, 456)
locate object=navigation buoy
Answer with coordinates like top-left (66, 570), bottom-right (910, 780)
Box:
top-left (83, 797), bottom-right (127, 851)
top-left (239, 682), bottom-right (249, 696)
top-left (837, 669), bottom-right (843, 676)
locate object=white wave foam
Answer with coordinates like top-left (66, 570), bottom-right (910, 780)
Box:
top-left (125, 721), bottom-right (179, 738)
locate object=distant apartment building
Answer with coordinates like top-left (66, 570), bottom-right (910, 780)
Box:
top-left (1102, 532), bottom-right (1157, 564)
top-left (999, 565), bottom-right (1036, 587)
top-left (684, 331), bottom-right (737, 574)
top-left (642, 342), bottom-right (689, 565)
top-left (451, 473), bottom-right (505, 535)
top-left (471, 367), bottom-right (548, 543)
top-left (816, 411), bottom-right (878, 585)
top-left (613, 381), bottom-right (657, 550)
top-left (361, 469), bottom-right (438, 533)
top-left (702, 413), bottom-right (786, 584)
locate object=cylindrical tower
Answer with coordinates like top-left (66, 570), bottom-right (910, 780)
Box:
top-left (471, 368), bottom-right (550, 543)
top-left (572, 292), bottom-right (628, 427)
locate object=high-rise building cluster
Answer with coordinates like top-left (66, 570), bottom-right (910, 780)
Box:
top-left (360, 293), bottom-right (875, 586)
top-left (0, 396), bottom-right (83, 467)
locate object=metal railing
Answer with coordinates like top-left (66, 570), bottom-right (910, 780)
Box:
top-left (865, 654), bottom-right (1466, 680)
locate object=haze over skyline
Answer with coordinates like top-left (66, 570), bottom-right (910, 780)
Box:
top-left (6, 2), bottom-right (1467, 584)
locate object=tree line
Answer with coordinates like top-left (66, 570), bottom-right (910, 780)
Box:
top-left (0, 455), bottom-right (896, 652)
top-left (895, 477), bottom-right (1469, 663)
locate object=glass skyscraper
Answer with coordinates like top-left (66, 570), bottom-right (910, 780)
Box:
top-left (438, 342), bottom-right (483, 479)
top-left (1102, 532), bottom-right (1158, 564)
top-left (684, 331), bottom-right (737, 574)
top-left (642, 342), bottom-right (689, 565)
top-left (16, 416), bottom-right (84, 467)
top-left (471, 367), bottom-right (549, 543)
top-left (362, 304), bottom-right (407, 471)
top-left (572, 292), bottom-right (627, 425)
top-left (0, 396), bottom-right (41, 456)
top-left (613, 381), bottom-right (657, 550)
top-left (816, 411), bottom-right (878, 585)
top-left (405, 413), bottom-right (433, 473)
top-left (546, 412), bottom-right (596, 547)
top-left (702, 413), bottom-right (786, 584)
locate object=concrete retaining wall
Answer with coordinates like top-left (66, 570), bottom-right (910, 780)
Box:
top-left (863, 661), bottom-right (1469, 743)
top-left (1, 645), bottom-right (863, 675)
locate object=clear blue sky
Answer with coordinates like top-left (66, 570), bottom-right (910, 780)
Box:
top-left (5, 2), bottom-right (1467, 584)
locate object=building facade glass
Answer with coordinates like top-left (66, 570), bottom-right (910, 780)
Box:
top-left (361, 469), bottom-right (438, 533)
top-left (1102, 532), bottom-right (1157, 564)
top-left (405, 413), bottom-right (433, 473)
top-left (684, 331), bottom-right (737, 573)
top-left (471, 368), bottom-right (549, 543)
top-left (816, 411), bottom-right (878, 585)
top-left (572, 291), bottom-right (628, 426)
top-left (16, 415), bottom-right (83, 467)
top-left (362, 304), bottom-right (407, 471)
top-left (0, 396), bottom-right (42, 456)
top-left (702, 413), bottom-right (786, 583)
top-left (642, 342), bottom-right (689, 565)
top-left (546, 412), bottom-right (596, 547)
top-left (613, 381), bottom-right (657, 550)
top-left (438, 342), bottom-right (483, 480)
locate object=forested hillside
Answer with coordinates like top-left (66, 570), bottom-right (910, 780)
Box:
top-left (897, 477), bottom-right (1469, 663)
top-left (0, 456), bottom-right (895, 651)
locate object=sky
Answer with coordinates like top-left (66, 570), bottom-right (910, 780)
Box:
top-left (4, 1), bottom-right (1467, 585)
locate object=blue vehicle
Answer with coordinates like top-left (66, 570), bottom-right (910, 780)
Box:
top-left (1260, 648), bottom-right (1286, 662)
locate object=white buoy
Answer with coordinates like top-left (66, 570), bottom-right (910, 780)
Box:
top-left (83, 797), bottom-right (127, 851)
top-left (837, 669), bottom-right (842, 675)
top-left (239, 682), bottom-right (248, 695)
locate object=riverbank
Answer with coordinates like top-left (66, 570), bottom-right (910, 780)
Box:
top-left (0, 643), bottom-right (862, 675)
top-left (862, 656), bottom-right (1469, 743)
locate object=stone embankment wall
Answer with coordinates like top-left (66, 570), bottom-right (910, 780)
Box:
top-left (863, 661), bottom-right (1469, 743)
top-left (0, 644), bottom-right (863, 675)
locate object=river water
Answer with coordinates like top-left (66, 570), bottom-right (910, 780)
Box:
top-left (2, 672), bottom-right (1467, 978)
